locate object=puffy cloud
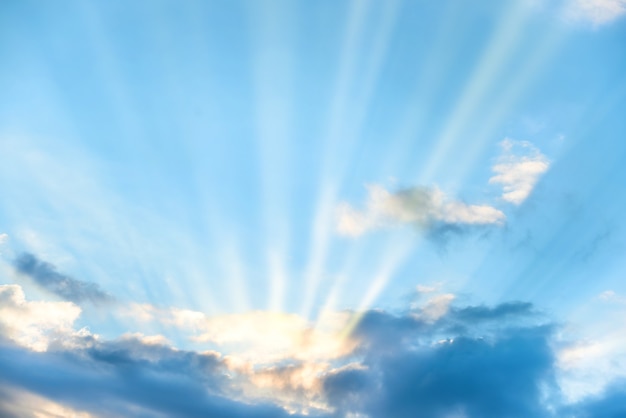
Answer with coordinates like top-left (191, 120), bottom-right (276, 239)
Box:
top-left (0, 284), bottom-right (83, 351)
top-left (337, 185), bottom-right (505, 237)
top-left (564, 0), bottom-right (626, 25)
top-left (489, 139), bottom-right (550, 205)
top-left (13, 253), bottom-right (113, 305)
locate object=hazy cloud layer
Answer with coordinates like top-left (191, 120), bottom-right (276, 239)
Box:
top-left (337, 185), bottom-right (505, 237)
top-left (13, 253), bottom-right (113, 305)
top-left (490, 139), bottom-right (550, 205)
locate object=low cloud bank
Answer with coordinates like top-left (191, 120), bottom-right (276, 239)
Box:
top-left (1, 284), bottom-right (625, 417)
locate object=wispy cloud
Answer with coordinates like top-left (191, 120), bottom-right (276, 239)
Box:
top-left (564, 0), bottom-right (626, 25)
top-left (337, 185), bottom-right (505, 237)
top-left (489, 139), bottom-right (550, 205)
top-left (13, 253), bottom-right (113, 305)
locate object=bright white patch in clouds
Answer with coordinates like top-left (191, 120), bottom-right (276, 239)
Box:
top-left (337, 185), bottom-right (505, 237)
top-left (124, 303), bottom-right (360, 413)
top-left (127, 304), bottom-right (357, 365)
top-left (0, 284), bottom-right (83, 352)
top-left (564, 0), bottom-right (626, 25)
top-left (490, 138), bottom-right (550, 205)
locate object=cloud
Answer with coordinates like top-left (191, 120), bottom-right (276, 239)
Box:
top-left (326, 306), bottom-right (558, 418)
top-left (555, 295), bottom-right (626, 402)
top-left (564, 0), bottom-right (626, 25)
top-left (2, 283), bottom-right (626, 418)
top-left (596, 290), bottom-right (626, 304)
top-left (337, 185), bottom-right (505, 237)
top-left (126, 305), bottom-right (357, 365)
top-left (0, 285), bottom-right (315, 417)
top-left (489, 139), bottom-right (550, 205)
top-left (0, 284), bottom-right (83, 352)
top-left (0, 340), bottom-right (310, 418)
top-left (0, 385), bottom-right (95, 418)
top-left (13, 253), bottom-right (113, 305)
top-left (566, 380), bottom-right (626, 417)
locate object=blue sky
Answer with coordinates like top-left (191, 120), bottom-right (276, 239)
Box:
top-left (1, 0), bottom-right (626, 416)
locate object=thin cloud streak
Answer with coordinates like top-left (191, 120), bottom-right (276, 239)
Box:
top-left (13, 253), bottom-right (113, 306)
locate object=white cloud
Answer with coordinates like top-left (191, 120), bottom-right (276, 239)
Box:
top-left (564, 0), bottom-right (626, 25)
top-left (0, 284), bottom-right (84, 352)
top-left (337, 185), bottom-right (505, 237)
top-left (489, 139), bottom-right (550, 205)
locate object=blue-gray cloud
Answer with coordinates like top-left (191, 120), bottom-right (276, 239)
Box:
top-left (0, 335), bottom-right (317, 418)
top-left (329, 324), bottom-right (556, 418)
top-left (13, 253), bottom-right (113, 305)
top-left (330, 302), bottom-right (556, 418)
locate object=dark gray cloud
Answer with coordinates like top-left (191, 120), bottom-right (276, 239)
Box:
top-left (13, 253), bottom-right (113, 305)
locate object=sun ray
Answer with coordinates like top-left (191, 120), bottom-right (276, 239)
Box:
top-left (247, 0), bottom-right (295, 314)
top-left (330, 1), bottom-right (553, 337)
top-left (317, 3), bottom-right (468, 325)
top-left (419, 0), bottom-right (533, 184)
top-left (300, 0), bottom-right (400, 320)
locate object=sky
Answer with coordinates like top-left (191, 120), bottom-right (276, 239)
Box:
top-left (1, 0), bottom-right (626, 416)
